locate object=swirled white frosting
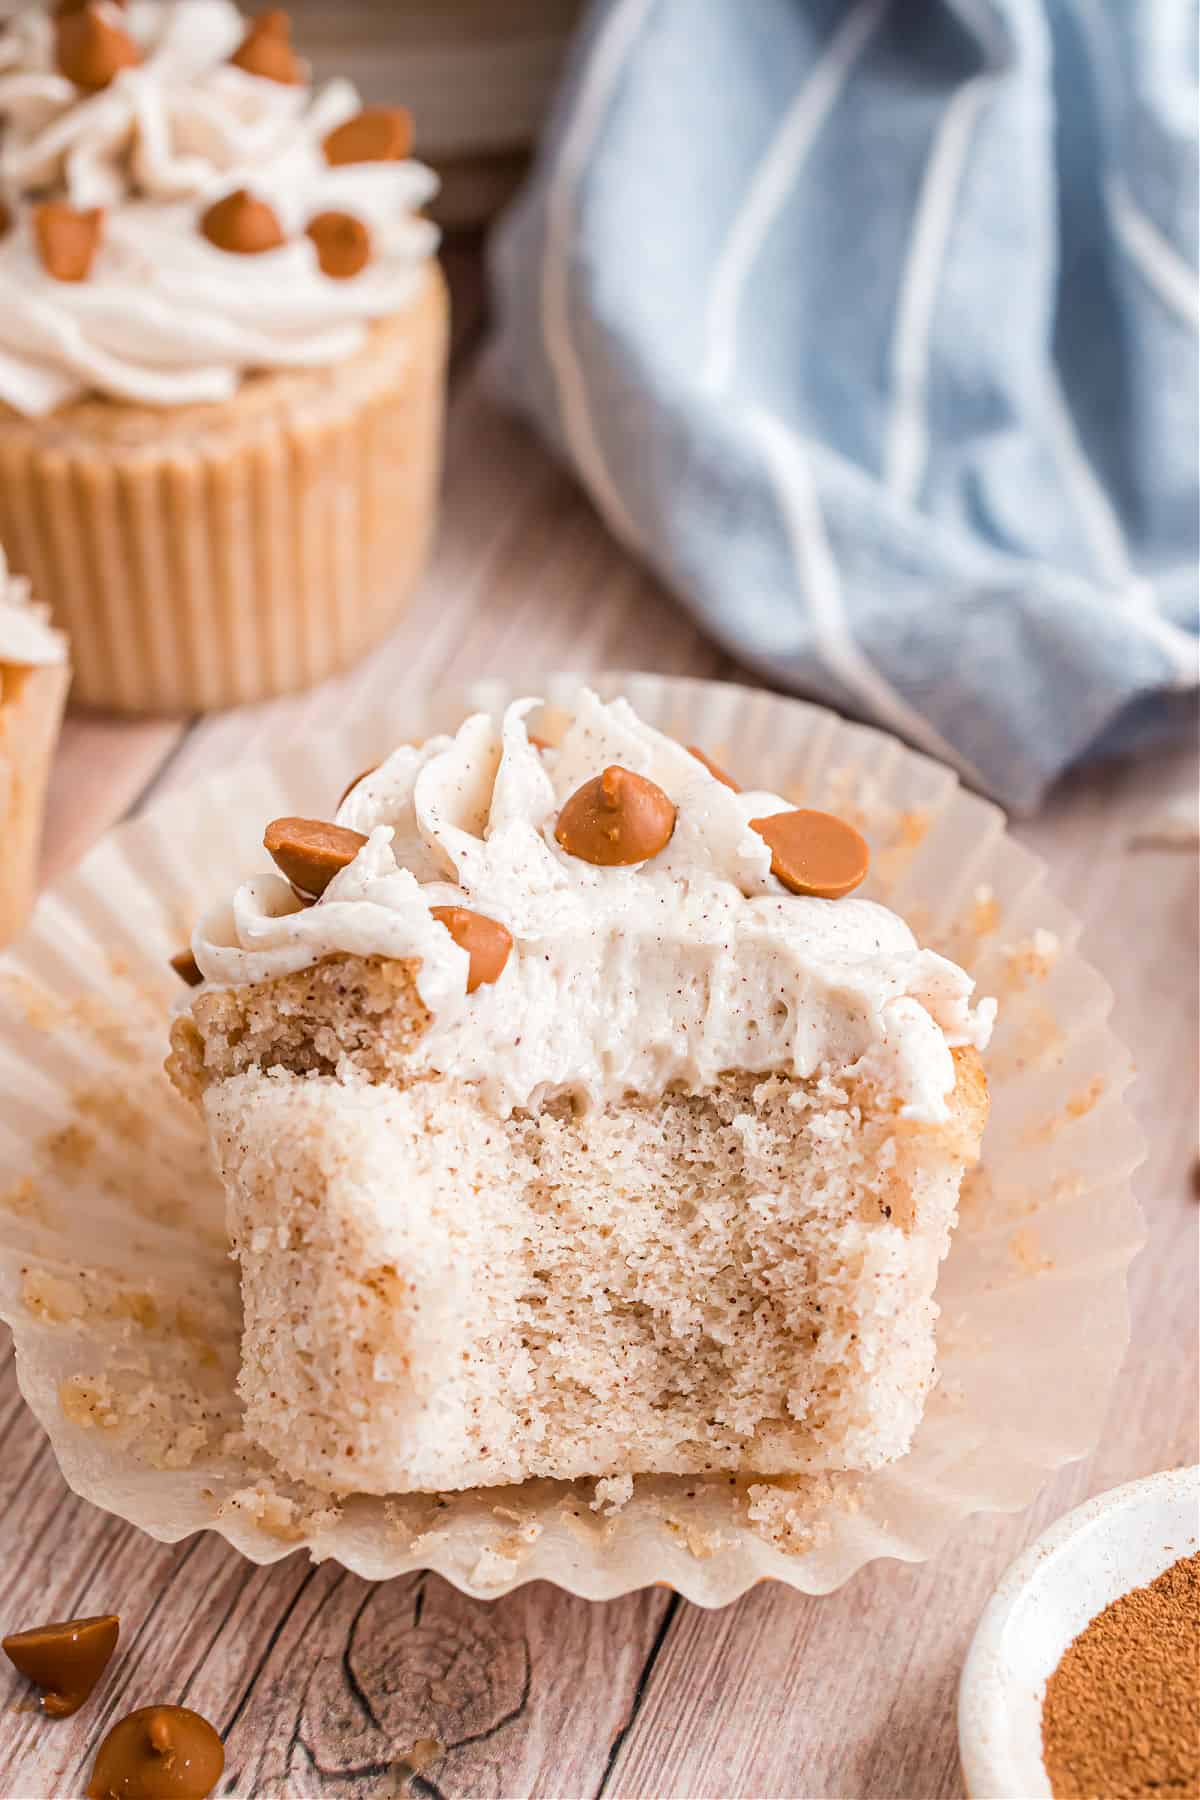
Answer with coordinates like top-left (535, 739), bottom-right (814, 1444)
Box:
top-left (0, 0), bottom-right (439, 415)
top-left (0, 541), bottom-right (67, 664)
top-left (192, 692), bottom-right (996, 1123)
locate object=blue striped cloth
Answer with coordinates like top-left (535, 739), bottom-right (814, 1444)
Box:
top-left (485, 0), bottom-right (1199, 812)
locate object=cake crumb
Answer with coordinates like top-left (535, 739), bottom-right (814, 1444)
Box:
top-left (1004, 929), bottom-right (1060, 993)
top-left (744, 1475), bottom-right (842, 1555)
top-left (669, 1518), bottom-right (727, 1560)
top-left (23, 1268), bottom-right (89, 1324)
top-left (59, 1373), bottom-right (121, 1430)
top-left (1009, 1227), bottom-right (1053, 1276)
top-left (469, 1546), bottom-right (521, 1589)
top-left (591, 1474), bottom-right (634, 1515)
top-left (218, 1483), bottom-right (340, 1541)
top-left (969, 886), bottom-right (1002, 938)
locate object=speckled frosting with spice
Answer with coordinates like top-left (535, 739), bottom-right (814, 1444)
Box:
top-left (191, 691), bottom-right (997, 1122)
top-left (0, 0), bottom-right (438, 414)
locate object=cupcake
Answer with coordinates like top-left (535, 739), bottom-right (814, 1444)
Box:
top-left (0, 542), bottom-right (69, 944)
top-left (0, 1), bottom-right (446, 714)
top-left (168, 689), bottom-right (996, 1497)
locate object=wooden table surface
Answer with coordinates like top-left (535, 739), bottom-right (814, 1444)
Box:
top-left (1, 244), bottom-right (1196, 1800)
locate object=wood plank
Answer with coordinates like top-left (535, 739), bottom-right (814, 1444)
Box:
top-left (37, 714), bottom-right (185, 886)
top-left (602, 736), bottom-right (1200, 1800)
top-left (0, 1365), bottom-right (672, 1800)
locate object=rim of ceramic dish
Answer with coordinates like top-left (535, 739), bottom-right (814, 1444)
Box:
top-left (957, 1465), bottom-right (1200, 1799)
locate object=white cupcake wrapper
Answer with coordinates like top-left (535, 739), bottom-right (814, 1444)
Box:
top-left (0, 675), bottom-right (1144, 1606)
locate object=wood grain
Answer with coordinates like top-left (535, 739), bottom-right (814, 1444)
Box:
top-left (1, 240), bottom-right (1197, 1799)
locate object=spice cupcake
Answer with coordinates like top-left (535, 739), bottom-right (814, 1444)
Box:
top-left (0, 1), bottom-right (446, 713)
top-left (168, 689), bottom-right (995, 1497)
top-left (0, 543), bottom-right (69, 944)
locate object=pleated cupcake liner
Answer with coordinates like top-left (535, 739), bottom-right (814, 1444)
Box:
top-left (0, 674), bottom-right (1144, 1605)
top-left (0, 269), bottom-right (447, 715)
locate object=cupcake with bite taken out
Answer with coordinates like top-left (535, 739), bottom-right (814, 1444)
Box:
top-left (0, 1), bottom-right (446, 713)
top-left (0, 541), bottom-right (69, 944)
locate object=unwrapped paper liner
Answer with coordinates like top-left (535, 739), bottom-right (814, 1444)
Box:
top-left (0, 675), bottom-right (1145, 1605)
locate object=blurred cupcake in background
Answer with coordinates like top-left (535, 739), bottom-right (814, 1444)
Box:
top-left (0, 540), bottom-right (68, 944)
top-left (0, 1), bottom-right (447, 714)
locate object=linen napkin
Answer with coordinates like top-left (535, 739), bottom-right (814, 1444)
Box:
top-left (486, 0), bottom-right (1198, 810)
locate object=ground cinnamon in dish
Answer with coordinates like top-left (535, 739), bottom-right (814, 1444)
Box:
top-left (1041, 1552), bottom-right (1200, 1799)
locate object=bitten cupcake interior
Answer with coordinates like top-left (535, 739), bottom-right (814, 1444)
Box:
top-left (168, 691), bottom-right (996, 1497)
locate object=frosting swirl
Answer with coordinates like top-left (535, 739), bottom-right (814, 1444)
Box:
top-left (0, 0), bottom-right (438, 415)
top-left (193, 691), bottom-right (997, 1123)
top-left (0, 540), bottom-right (67, 664)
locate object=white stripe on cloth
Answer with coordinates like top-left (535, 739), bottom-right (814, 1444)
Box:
top-left (1107, 174), bottom-right (1200, 331)
top-left (540, 0), bottom-right (654, 553)
top-left (702, 0), bottom-right (889, 395)
top-left (747, 405), bottom-right (991, 786)
top-left (698, 0), bottom-right (987, 781)
top-left (884, 82), bottom-right (1000, 499)
top-left (885, 0), bottom-right (1011, 502)
top-left (1044, 376), bottom-right (1199, 688)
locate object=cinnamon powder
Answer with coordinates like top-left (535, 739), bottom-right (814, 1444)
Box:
top-left (1041, 1552), bottom-right (1200, 1799)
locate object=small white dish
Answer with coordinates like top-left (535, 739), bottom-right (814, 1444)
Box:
top-left (958, 1466), bottom-right (1199, 1799)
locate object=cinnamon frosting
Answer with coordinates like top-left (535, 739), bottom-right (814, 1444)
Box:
top-left (191, 691), bottom-right (997, 1124)
top-left (0, 0), bottom-right (439, 415)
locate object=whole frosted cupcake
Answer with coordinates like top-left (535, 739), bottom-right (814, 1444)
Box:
top-left (0, 1), bottom-right (446, 713)
top-left (0, 543), bottom-right (69, 943)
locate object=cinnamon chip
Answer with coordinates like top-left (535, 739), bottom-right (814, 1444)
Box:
top-left (33, 203), bottom-right (103, 282)
top-left (687, 745), bottom-right (740, 792)
top-left (264, 817), bottom-right (368, 897)
top-left (323, 105), bottom-right (413, 167)
top-left (306, 210), bottom-right (371, 280)
top-left (750, 808), bottom-right (870, 899)
top-left (430, 906), bottom-right (513, 993)
top-left (3, 1613), bottom-right (119, 1718)
top-left (55, 3), bottom-right (139, 90)
top-left (170, 949), bottom-right (203, 988)
top-left (555, 766), bottom-right (677, 867)
top-left (87, 1706), bottom-right (223, 1800)
top-left (200, 189), bottom-right (285, 256)
top-left (0, 200), bottom-right (11, 240)
top-left (229, 8), bottom-right (302, 84)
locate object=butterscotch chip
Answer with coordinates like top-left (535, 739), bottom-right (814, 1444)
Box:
top-left (200, 189), bottom-right (285, 256)
top-left (306, 210), bottom-right (371, 280)
top-left (687, 745), bottom-right (740, 791)
top-left (750, 808), bottom-right (869, 899)
top-left (170, 949), bottom-right (203, 988)
top-left (34, 203), bottom-right (104, 282)
top-left (3, 1613), bottom-right (118, 1718)
top-left (0, 200), bottom-right (11, 239)
top-left (323, 105), bottom-right (413, 167)
top-left (338, 764), bottom-right (378, 808)
top-left (56, 4), bottom-right (139, 90)
top-left (229, 8), bottom-right (301, 84)
top-left (86, 1705), bottom-right (223, 1800)
top-left (430, 905), bottom-right (513, 993)
top-left (264, 817), bottom-right (368, 897)
top-left (555, 766), bottom-right (677, 867)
